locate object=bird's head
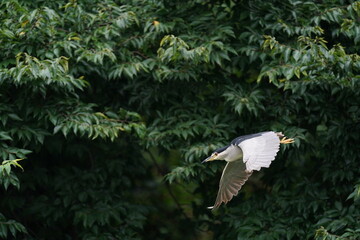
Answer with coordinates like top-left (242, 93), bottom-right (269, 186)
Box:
top-left (202, 146), bottom-right (228, 163)
top-left (202, 152), bottom-right (219, 163)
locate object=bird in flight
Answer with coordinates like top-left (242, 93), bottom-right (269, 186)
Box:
top-left (202, 131), bottom-right (294, 209)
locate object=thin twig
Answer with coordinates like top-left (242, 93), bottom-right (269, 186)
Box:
top-left (147, 150), bottom-right (191, 220)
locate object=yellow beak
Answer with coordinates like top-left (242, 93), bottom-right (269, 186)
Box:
top-left (202, 155), bottom-right (216, 163)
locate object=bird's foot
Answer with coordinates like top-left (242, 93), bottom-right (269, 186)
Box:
top-left (280, 137), bottom-right (295, 144)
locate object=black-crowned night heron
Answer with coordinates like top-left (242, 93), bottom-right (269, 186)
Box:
top-left (202, 131), bottom-right (294, 209)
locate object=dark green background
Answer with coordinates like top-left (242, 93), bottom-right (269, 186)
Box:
top-left (0, 0), bottom-right (359, 239)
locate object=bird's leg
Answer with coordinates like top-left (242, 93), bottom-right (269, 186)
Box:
top-left (280, 137), bottom-right (295, 144)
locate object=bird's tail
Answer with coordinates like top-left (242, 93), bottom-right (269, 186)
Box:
top-left (276, 132), bottom-right (284, 138)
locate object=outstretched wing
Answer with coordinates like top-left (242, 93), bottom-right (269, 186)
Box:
top-left (210, 160), bottom-right (252, 209)
top-left (233, 131), bottom-right (280, 171)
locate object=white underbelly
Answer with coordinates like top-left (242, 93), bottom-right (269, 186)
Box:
top-left (225, 145), bottom-right (243, 162)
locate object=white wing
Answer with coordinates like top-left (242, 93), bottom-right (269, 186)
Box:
top-left (235, 131), bottom-right (280, 171)
top-left (210, 160), bottom-right (252, 209)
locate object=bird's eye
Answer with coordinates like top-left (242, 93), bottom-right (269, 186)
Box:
top-left (214, 152), bottom-right (218, 156)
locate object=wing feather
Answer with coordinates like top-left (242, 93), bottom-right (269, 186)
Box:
top-left (237, 131), bottom-right (280, 171)
top-left (210, 160), bottom-right (252, 209)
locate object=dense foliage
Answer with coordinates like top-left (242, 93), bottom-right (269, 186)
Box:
top-left (0, 0), bottom-right (359, 239)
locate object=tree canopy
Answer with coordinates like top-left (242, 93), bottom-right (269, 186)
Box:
top-left (0, 0), bottom-right (359, 239)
